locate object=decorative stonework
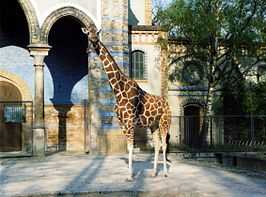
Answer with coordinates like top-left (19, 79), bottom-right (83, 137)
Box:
top-left (180, 98), bottom-right (206, 107)
top-left (129, 26), bottom-right (162, 45)
top-left (40, 7), bottom-right (96, 44)
top-left (17, 0), bottom-right (40, 44)
top-left (0, 69), bottom-right (32, 101)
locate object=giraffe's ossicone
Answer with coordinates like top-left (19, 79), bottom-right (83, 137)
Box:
top-left (82, 27), bottom-right (172, 181)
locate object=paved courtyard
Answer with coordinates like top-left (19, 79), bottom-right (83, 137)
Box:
top-left (0, 153), bottom-right (266, 197)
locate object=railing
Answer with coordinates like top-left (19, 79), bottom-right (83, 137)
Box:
top-left (83, 104), bottom-right (266, 153)
top-left (0, 101), bottom-right (33, 157)
top-left (169, 115), bottom-right (266, 152)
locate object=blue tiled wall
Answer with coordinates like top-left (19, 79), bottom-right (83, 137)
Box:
top-left (1, 11), bottom-right (89, 105)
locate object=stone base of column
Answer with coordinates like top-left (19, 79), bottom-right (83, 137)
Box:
top-left (33, 127), bottom-right (45, 156)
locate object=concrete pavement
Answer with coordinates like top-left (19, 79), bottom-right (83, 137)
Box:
top-left (1, 152), bottom-right (266, 197)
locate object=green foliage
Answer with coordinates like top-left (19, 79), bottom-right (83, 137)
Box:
top-left (155, 0), bottom-right (266, 87)
top-left (243, 80), bottom-right (266, 115)
top-left (156, 0), bottom-right (265, 110)
top-left (155, 0), bottom-right (266, 146)
top-left (156, 0), bottom-right (265, 43)
top-left (223, 79), bottom-right (266, 115)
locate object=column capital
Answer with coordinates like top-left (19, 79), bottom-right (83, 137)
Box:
top-left (28, 43), bottom-right (51, 65)
top-left (28, 43), bottom-right (51, 56)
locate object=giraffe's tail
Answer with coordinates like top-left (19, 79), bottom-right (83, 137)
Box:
top-left (166, 133), bottom-right (171, 162)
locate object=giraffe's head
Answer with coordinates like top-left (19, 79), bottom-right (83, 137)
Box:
top-left (81, 27), bottom-right (100, 44)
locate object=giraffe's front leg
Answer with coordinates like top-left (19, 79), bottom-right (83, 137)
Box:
top-left (162, 136), bottom-right (168, 177)
top-left (124, 125), bottom-right (135, 182)
top-left (126, 143), bottom-right (134, 182)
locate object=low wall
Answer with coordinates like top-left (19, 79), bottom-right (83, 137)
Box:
top-left (44, 105), bottom-right (84, 151)
top-left (215, 152), bottom-right (266, 172)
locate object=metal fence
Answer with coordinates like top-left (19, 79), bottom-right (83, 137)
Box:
top-left (0, 101), bottom-right (33, 157)
top-left (169, 115), bottom-right (266, 152)
top-left (83, 99), bottom-right (90, 152)
top-left (83, 101), bottom-right (266, 153)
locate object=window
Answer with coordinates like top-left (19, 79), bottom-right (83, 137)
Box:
top-left (130, 50), bottom-right (145, 80)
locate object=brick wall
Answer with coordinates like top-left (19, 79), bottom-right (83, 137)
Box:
top-left (84, 0), bottom-right (130, 153)
top-left (44, 105), bottom-right (84, 151)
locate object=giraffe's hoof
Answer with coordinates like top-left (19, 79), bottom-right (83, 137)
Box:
top-left (125, 177), bottom-right (135, 182)
top-left (150, 173), bottom-right (157, 178)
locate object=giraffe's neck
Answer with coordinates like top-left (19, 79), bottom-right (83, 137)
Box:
top-left (92, 40), bottom-right (128, 95)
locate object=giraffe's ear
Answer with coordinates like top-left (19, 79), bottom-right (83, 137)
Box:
top-left (81, 27), bottom-right (89, 35)
top-left (97, 29), bottom-right (102, 35)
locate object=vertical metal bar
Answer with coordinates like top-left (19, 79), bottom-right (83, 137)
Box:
top-left (210, 116), bottom-right (213, 147)
top-left (84, 99), bottom-right (87, 151)
top-left (179, 116), bottom-right (182, 145)
top-left (186, 117), bottom-right (189, 145)
top-left (30, 101), bottom-right (34, 156)
top-left (218, 115), bottom-right (222, 144)
top-left (250, 115), bottom-right (255, 141)
top-left (252, 115), bottom-right (255, 140)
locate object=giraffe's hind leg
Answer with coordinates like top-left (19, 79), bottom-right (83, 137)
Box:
top-left (151, 129), bottom-right (160, 177)
top-left (161, 130), bottom-right (168, 177)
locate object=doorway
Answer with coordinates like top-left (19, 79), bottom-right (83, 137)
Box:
top-left (184, 105), bottom-right (200, 147)
top-left (0, 81), bottom-right (23, 151)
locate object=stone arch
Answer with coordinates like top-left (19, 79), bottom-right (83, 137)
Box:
top-left (180, 98), bottom-right (206, 108)
top-left (0, 70), bottom-right (32, 101)
top-left (180, 98), bottom-right (206, 118)
top-left (17, 0), bottom-right (40, 44)
top-left (40, 6), bottom-right (96, 44)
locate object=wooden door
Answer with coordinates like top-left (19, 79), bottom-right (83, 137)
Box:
top-left (0, 81), bottom-right (22, 152)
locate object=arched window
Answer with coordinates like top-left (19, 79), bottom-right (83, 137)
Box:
top-left (130, 50), bottom-right (146, 80)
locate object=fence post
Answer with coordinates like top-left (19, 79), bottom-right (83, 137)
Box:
top-left (83, 99), bottom-right (88, 152)
top-left (210, 116), bottom-right (213, 147)
top-left (179, 116), bottom-right (182, 145)
top-left (218, 115), bottom-right (222, 145)
top-left (250, 115), bottom-right (255, 141)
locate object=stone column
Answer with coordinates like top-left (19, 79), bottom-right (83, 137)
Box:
top-left (86, 45), bottom-right (101, 153)
top-left (100, 0), bottom-right (129, 153)
top-left (28, 44), bottom-right (51, 156)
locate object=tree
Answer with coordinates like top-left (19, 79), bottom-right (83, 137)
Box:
top-left (155, 0), bottom-right (266, 147)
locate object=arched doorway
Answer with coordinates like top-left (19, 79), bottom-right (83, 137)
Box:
top-left (45, 16), bottom-right (88, 151)
top-left (0, 81), bottom-right (23, 151)
top-left (46, 16), bottom-right (88, 104)
top-left (184, 105), bottom-right (201, 147)
top-left (0, 0), bottom-right (29, 48)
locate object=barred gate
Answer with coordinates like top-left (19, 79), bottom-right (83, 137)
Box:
top-left (0, 101), bottom-right (33, 157)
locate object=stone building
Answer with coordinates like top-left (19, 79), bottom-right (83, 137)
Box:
top-left (0, 0), bottom-right (221, 156)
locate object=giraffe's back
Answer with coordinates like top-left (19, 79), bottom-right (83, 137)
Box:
top-left (114, 79), bottom-right (171, 129)
top-left (135, 89), bottom-right (171, 128)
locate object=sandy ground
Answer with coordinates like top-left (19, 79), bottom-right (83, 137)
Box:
top-left (0, 152), bottom-right (266, 197)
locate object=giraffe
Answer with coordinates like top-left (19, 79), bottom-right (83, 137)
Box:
top-left (82, 27), bottom-right (171, 181)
